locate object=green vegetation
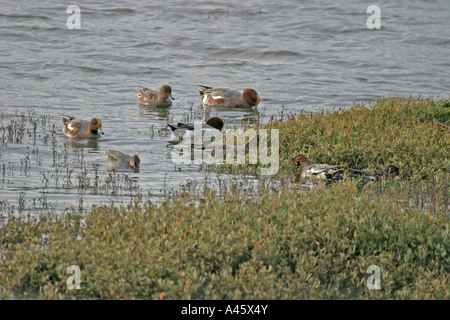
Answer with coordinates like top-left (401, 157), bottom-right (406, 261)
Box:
top-left (0, 97), bottom-right (448, 299)
top-left (271, 97), bottom-right (449, 179)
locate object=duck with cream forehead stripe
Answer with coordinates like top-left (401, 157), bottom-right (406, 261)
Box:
top-left (62, 116), bottom-right (104, 139)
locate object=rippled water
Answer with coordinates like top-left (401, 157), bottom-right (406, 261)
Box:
top-left (0, 0), bottom-right (449, 215)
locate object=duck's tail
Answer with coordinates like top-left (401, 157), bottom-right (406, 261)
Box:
top-left (62, 115), bottom-right (75, 124)
top-left (138, 88), bottom-right (148, 97)
top-left (168, 124), bottom-right (178, 132)
top-left (197, 85), bottom-right (213, 96)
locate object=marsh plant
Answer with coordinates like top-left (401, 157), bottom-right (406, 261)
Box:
top-left (0, 109), bottom-right (145, 216)
top-left (0, 109), bottom-right (56, 147)
top-left (0, 176), bottom-right (448, 299)
top-left (0, 98), bottom-right (448, 299)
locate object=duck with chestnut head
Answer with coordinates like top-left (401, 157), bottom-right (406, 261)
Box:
top-left (105, 150), bottom-right (140, 172)
top-left (62, 116), bottom-right (104, 139)
top-left (291, 154), bottom-right (345, 181)
top-left (197, 85), bottom-right (260, 108)
top-left (291, 154), bottom-right (400, 182)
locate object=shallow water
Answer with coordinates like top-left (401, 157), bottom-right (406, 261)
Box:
top-left (0, 0), bottom-right (449, 215)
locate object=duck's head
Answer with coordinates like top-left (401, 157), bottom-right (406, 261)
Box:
top-left (130, 154), bottom-right (141, 168)
top-left (383, 164), bottom-right (399, 177)
top-left (291, 154), bottom-right (310, 166)
top-left (159, 85), bottom-right (174, 100)
top-left (206, 117), bottom-right (225, 131)
top-left (88, 118), bottom-right (104, 135)
top-left (242, 88), bottom-right (260, 107)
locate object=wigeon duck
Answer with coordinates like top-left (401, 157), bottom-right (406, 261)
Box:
top-left (347, 164), bottom-right (400, 181)
top-left (197, 85), bottom-right (260, 108)
top-left (105, 150), bottom-right (140, 171)
top-left (168, 117), bottom-right (225, 135)
top-left (139, 85), bottom-right (174, 107)
top-left (291, 154), bottom-right (345, 181)
top-left (291, 154), bottom-right (400, 182)
top-left (62, 116), bottom-right (104, 139)
top-left (168, 117), bottom-right (225, 145)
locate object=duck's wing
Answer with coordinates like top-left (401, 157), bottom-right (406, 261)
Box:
top-left (139, 88), bottom-right (158, 100)
top-left (168, 124), bottom-right (189, 140)
top-left (168, 124), bottom-right (178, 132)
top-left (197, 85), bottom-right (230, 98)
top-left (105, 150), bottom-right (127, 161)
top-left (62, 115), bottom-right (76, 124)
top-left (177, 123), bottom-right (195, 130)
top-left (139, 87), bottom-right (151, 95)
top-left (197, 85), bottom-right (214, 96)
top-left (182, 123), bottom-right (222, 136)
top-left (138, 88), bottom-right (146, 97)
top-left (106, 150), bottom-right (132, 168)
top-left (308, 164), bottom-right (345, 174)
top-left (63, 118), bottom-right (85, 131)
top-left (168, 122), bottom-right (193, 132)
top-left (347, 167), bottom-right (385, 180)
top-left (306, 164), bottom-right (346, 180)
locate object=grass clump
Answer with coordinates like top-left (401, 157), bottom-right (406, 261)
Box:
top-left (0, 180), bottom-right (448, 299)
top-left (269, 97), bottom-right (449, 179)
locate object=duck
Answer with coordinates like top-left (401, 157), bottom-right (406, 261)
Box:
top-left (291, 154), bottom-right (346, 181)
top-left (62, 116), bottom-right (104, 139)
top-left (105, 150), bottom-right (140, 170)
top-left (291, 154), bottom-right (400, 182)
top-left (168, 117), bottom-right (224, 135)
top-left (347, 164), bottom-right (400, 181)
top-left (168, 117), bottom-right (225, 144)
top-left (139, 85), bottom-right (174, 107)
top-left (197, 85), bottom-right (260, 108)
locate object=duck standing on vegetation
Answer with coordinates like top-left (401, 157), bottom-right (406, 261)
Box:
top-left (105, 150), bottom-right (140, 171)
top-left (62, 116), bottom-right (104, 139)
top-left (139, 85), bottom-right (174, 107)
top-left (291, 154), bottom-right (400, 182)
top-left (197, 85), bottom-right (260, 108)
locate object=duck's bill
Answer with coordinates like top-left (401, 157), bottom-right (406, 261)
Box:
top-left (169, 94), bottom-right (175, 100)
top-left (100, 128), bottom-right (105, 135)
